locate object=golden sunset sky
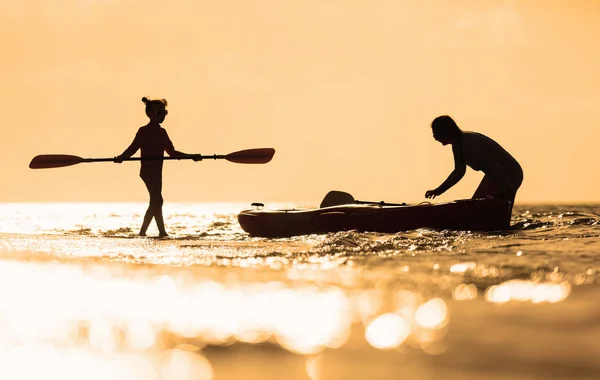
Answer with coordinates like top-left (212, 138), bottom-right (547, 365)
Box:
top-left (2, 0), bottom-right (599, 204)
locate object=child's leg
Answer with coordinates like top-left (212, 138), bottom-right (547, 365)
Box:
top-left (140, 173), bottom-right (166, 236)
top-left (152, 177), bottom-right (168, 237)
top-left (139, 176), bottom-right (155, 236)
top-left (139, 212), bottom-right (152, 236)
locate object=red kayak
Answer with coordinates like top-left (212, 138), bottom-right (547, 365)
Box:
top-left (237, 194), bottom-right (512, 238)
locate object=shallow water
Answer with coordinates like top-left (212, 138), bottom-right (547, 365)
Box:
top-left (0, 201), bottom-right (599, 379)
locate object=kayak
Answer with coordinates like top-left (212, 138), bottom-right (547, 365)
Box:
top-left (237, 197), bottom-right (512, 238)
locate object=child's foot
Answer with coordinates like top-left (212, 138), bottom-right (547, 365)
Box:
top-left (139, 231), bottom-right (147, 237)
top-left (158, 232), bottom-right (169, 238)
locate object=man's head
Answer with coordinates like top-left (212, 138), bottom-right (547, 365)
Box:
top-left (431, 115), bottom-right (461, 145)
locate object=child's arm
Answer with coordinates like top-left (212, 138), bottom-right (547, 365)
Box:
top-left (163, 130), bottom-right (201, 161)
top-left (114, 130), bottom-right (142, 163)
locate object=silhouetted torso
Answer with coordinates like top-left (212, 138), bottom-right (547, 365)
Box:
top-left (460, 131), bottom-right (523, 187)
top-left (121, 125), bottom-right (174, 175)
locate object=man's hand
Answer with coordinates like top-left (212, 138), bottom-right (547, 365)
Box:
top-left (192, 154), bottom-right (202, 162)
top-left (113, 156), bottom-right (124, 164)
top-left (425, 188), bottom-right (443, 199)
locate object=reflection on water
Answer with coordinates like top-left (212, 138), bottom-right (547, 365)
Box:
top-left (0, 346), bottom-right (213, 380)
top-left (485, 280), bottom-right (571, 303)
top-left (365, 313), bottom-right (411, 349)
top-left (0, 202), bottom-right (595, 379)
top-left (453, 283), bottom-right (478, 300)
top-left (0, 260), bottom-right (453, 352)
top-left (0, 257), bottom-right (574, 379)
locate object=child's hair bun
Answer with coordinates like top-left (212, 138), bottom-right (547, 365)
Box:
top-left (142, 97), bottom-right (149, 104)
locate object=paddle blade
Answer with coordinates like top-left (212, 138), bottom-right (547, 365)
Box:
top-left (225, 148), bottom-right (275, 164)
top-left (320, 190), bottom-right (356, 208)
top-left (29, 154), bottom-right (85, 169)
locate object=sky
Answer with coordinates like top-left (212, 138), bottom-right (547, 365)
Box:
top-left (2, 0), bottom-right (599, 204)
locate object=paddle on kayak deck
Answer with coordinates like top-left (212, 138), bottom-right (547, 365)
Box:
top-left (320, 190), bottom-right (406, 208)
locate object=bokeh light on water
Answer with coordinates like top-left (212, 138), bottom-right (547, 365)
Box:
top-left (485, 280), bottom-right (571, 303)
top-left (0, 258), bottom-right (465, 377)
top-left (0, 202), bottom-right (588, 379)
top-left (365, 313), bottom-right (410, 349)
top-left (0, 257), bottom-right (576, 377)
top-left (0, 260), bottom-right (351, 354)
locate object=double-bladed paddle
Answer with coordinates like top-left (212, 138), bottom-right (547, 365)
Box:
top-left (320, 190), bottom-right (406, 208)
top-left (29, 148), bottom-right (275, 169)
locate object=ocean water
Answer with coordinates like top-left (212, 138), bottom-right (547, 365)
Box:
top-left (0, 201), bottom-right (599, 380)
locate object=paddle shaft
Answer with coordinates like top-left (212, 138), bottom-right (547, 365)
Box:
top-left (85, 155), bottom-right (226, 163)
top-left (354, 200), bottom-right (407, 207)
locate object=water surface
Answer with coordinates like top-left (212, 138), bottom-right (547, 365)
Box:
top-left (0, 202), bottom-right (598, 379)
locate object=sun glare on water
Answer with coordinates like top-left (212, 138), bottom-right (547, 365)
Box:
top-left (0, 204), bottom-right (575, 378)
top-left (0, 258), bottom-right (460, 378)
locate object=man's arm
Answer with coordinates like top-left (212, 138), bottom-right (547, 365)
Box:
top-left (426, 145), bottom-right (466, 198)
top-left (436, 144), bottom-right (467, 193)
